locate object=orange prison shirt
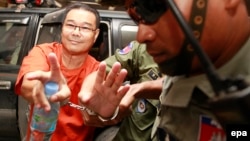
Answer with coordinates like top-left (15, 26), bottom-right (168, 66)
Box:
top-left (15, 42), bottom-right (100, 141)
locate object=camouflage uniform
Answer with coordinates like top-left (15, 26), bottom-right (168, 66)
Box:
top-left (152, 37), bottom-right (250, 141)
top-left (98, 41), bottom-right (160, 141)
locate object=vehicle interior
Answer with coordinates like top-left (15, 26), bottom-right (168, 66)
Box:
top-left (0, 23), bottom-right (27, 65)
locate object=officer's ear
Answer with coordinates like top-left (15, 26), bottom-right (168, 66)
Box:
top-left (224, 0), bottom-right (241, 10)
top-left (225, 0), bottom-right (250, 16)
top-left (224, 0), bottom-right (243, 16)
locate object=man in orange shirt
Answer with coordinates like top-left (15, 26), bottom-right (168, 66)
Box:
top-left (15, 2), bottom-right (129, 141)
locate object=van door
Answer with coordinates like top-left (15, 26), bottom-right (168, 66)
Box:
top-left (0, 14), bottom-right (30, 141)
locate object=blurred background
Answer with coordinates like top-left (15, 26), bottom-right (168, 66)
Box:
top-left (0, 0), bottom-right (125, 11)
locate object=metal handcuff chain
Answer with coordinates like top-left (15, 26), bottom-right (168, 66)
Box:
top-left (67, 102), bottom-right (96, 115)
top-left (67, 101), bottom-right (119, 121)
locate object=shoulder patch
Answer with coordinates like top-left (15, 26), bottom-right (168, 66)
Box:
top-left (118, 42), bottom-right (133, 55)
top-left (147, 69), bottom-right (159, 80)
top-left (136, 99), bottom-right (147, 113)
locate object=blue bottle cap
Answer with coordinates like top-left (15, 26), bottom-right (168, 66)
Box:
top-left (45, 81), bottom-right (59, 96)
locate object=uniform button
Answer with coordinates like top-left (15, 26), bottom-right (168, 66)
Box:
top-left (194, 15), bottom-right (203, 25)
top-left (197, 0), bottom-right (205, 9)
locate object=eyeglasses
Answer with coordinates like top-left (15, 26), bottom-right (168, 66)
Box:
top-left (64, 23), bottom-right (96, 33)
top-left (126, 0), bottom-right (168, 24)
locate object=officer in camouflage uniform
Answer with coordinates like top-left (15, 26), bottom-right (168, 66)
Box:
top-left (96, 40), bottom-right (160, 141)
top-left (94, 0), bottom-right (250, 141)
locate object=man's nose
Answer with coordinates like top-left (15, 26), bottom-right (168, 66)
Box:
top-left (136, 24), bottom-right (155, 43)
top-left (74, 26), bottom-right (81, 31)
top-left (72, 26), bottom-right (81, 35)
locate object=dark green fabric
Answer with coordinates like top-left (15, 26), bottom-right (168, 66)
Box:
top-left (105, 41), bottom-right (160, 84)
top-left (113, 99), bottom-right (158, 141)
top-left (105, 41), bottom-right (160, 141)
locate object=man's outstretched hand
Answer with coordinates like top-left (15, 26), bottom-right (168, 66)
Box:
top-left (25, 53), bottom-right (70, 111)
top-left (78, 61), bottom-right (130, 118)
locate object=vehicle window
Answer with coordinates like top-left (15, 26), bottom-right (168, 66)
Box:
top-left (37, 23), bottom-right (62, 44)
top-left (120, 25), bottom-right (138, 48)
top-left (0, 23), bottom-right (27, 65)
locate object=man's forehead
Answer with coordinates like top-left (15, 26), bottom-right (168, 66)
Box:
top-left (65, 10), bottom-right (96, 25)
top-left (66, 9), bottom-right (94, 19)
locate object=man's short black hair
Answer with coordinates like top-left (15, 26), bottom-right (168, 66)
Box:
top-left (62, 2), bottom-right (101, 28)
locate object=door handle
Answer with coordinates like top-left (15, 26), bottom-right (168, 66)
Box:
top-left (0, 80), bottom-right (11, 90)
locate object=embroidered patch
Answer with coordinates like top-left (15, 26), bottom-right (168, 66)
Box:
top-left (136, 99), bottom-right (147, 113)
top-left (198, 116), bottom-right (226, 141)
top-left (147, 69), bottom-right (159, 80)
top-left (118, 42), bottom-right (133, 54)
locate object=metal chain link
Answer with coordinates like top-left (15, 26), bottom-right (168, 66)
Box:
top-left (67, 102), bottom-right (96, 115)
top-left (67, 102), bottom-right (86, 111)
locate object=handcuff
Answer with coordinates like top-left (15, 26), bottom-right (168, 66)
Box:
top-left (67, 102), bottom-right (96, 115)
top-left (67, 101), bottom-right (119, 121)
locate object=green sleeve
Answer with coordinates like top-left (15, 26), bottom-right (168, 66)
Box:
top-left (104, 41), bottom-right (160, 83)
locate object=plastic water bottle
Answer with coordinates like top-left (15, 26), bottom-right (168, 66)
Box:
top-left (30, 81), bottom-right (59, 141)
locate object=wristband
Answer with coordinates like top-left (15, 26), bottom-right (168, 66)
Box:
top-left (98, 107), bottom-right (119, 122)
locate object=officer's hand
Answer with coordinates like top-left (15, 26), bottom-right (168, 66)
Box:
top-left (25, 53), bottom-right (70, 112)
top-left (119, 84), bottom-right (138, 109)
top-left (78, 61), bottom-right (130, 118)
